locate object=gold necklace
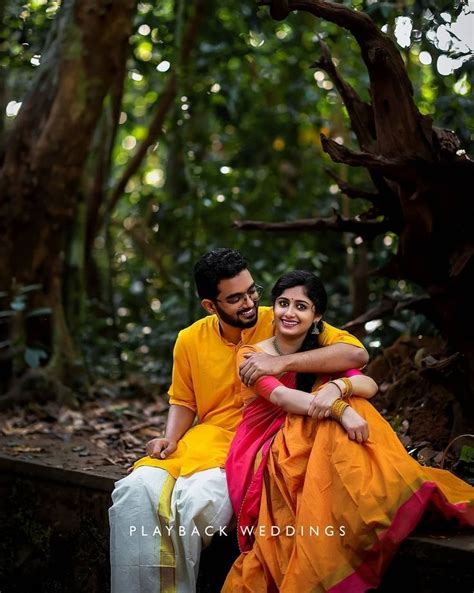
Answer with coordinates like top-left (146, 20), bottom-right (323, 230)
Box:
top-left (272, 337), bottom-right (286, 356)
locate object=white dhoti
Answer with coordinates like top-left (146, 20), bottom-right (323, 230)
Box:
top-left (109, 465), bottom-right (233, 593)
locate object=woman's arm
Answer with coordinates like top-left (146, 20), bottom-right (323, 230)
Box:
top-left (268, 381), bottom-right (372, 443)
top-left (307, 374), bottom-right (377, 418)
top-left (240, 344), bottom-right (368, 386)
top-left (267, 374), bottom-right (377, 414)
top-left (333, 375), bottom-right (378, 400)
top-left (269, 384), bottom-right (314, 414)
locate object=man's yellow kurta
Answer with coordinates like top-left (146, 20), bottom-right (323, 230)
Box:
top-left (133, 306), bottom-right (364, 478)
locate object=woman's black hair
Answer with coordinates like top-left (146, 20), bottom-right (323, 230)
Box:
top-left (271, 270), bottom-right (327, 393)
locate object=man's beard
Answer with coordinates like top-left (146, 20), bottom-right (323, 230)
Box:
top-left (214, 301), bottom-right (259, 329)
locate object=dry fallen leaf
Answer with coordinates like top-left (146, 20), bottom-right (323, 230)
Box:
top-left (140, 428), bottom-right (164, 438)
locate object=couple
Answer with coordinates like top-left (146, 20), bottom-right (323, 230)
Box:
top-left (109, 248), bottom-right (474, 593)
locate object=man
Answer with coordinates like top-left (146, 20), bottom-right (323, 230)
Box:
top-left (109, 248), bottom-right (367, 593)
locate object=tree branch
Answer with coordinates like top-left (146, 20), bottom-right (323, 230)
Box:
top-left (313, 39), bottom-right (375, 151)
top-left (264, 0), bottom-right (435, 161)
top-left (321, 135), bottom-right (420, 180)
top-left (324, 168), bottom-right (380, 202)
top-left (343, 294), bottom-right (434, 330)
top-left (234, 213), bottom-right (388, 239)
top-left (104, 76), bottom-right (177, 222)
top-left (111, 219), bottom-right (164, 272)
top-left (103, 0), bottom-right (208, 225)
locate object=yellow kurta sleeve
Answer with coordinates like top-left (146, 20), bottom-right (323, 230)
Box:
top-left (167, 330), bottom-right (197, 413)
top-left (319, 321), bottom-right (366, 350)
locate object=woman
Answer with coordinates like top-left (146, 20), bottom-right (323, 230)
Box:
top-left (223, 271), bottom-right (474, 593)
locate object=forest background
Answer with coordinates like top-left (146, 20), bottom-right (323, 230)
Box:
top-left (0, 0), bottom-right (473, 469)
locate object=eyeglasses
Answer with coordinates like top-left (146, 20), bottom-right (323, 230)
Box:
top-left (216, 284), bottom-right (263, 306)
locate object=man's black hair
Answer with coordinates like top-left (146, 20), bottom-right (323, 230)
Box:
top-left (194, 248), bottom-right (248, 301)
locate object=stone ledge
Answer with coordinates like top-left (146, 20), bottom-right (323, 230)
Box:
top-left (1, 453), bottom-right (473, 593)
top-left (0, 452), bottom-right (120, 492)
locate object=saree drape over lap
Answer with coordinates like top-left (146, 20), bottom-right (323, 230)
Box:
top-left (224, 360), bottom-right (474, 592)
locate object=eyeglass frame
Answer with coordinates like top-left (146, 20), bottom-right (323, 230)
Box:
top-left (214, 283), bottom-right (263, 306)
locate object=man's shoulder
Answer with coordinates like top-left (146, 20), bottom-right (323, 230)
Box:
top-left (257, 306), bottom-right (273, 321)
top-left (177, 315), bottom-right (217, 341)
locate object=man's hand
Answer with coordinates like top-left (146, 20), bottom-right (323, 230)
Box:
top-left (239, 352), bottom-right (285, 386)
top-left (307, 383), bottom-right (341, 420)
top-left (340, 408), bottom-right (369, 443)
top-left (146, 438), bottom-right (177, 459)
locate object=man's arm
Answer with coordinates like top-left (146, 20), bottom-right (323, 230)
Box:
top-left (240, 343), bottom-right (368, 386)
top-left (165, 403), bottom-right (196, 441)
top-left (147, 329), bottom-right (197, 459)
top-left (147, 404), bottom-right (195, 459)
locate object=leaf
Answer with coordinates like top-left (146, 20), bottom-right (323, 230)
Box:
top-left (26, 307), bottom-right (53, 318)
top-left (24, 347), bottom-right (48, 368)
top-left (19, 284), bottom-right (43, 294)
top-left (10, 446), bottom-right (44, 453)
top-left (460, 445), bottom-right (474, 464)
top-left (10, 297), bottom-right (26, 311)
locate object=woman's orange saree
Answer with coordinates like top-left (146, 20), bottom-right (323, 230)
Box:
top-left (224, 385), bottom-right (474, 592)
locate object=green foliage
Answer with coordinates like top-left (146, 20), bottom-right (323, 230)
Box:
top-left (460, 445), bottom-right (474, 464)
top-left (3, 0), bottom-right (472, 386)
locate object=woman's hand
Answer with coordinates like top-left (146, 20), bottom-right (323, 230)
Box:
top-left (307, 383), bottom-right (341, 420)
top-left (146, 438), bottom-right (177, 459)
top-left (340, 408), bottom-right (369, 443)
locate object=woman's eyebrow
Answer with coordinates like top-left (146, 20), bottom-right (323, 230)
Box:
top-left (278, 297), bottom-right (311, 305)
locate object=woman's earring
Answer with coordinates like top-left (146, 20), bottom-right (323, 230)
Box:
top-left (311, 322), bottom-right (320, 335)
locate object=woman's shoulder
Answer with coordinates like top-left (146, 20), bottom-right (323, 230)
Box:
top-left (255, 337), bottom-right (275, 354)
top-left (237, 339), bottom-right (276, 364)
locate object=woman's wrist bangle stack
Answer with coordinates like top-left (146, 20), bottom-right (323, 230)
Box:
top-left (331, 399), bottom-right (349, 422)
top-left (328, 378), bottom-right (354, 399)
top-left (340, 377), bottom-right (353, 398)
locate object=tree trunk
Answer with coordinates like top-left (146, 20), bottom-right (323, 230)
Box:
top-left (237, 0), bottom-right (474, 426)
top-left (0, 0), bottom-right (134, 395)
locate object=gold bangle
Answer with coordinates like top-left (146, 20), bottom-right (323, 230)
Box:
top-left (331, 400), bottom-right (343, 422)
top-left (337, 402), bottom-right (349, 422)
top-left (327, 380), bottom-right (343, 398)
top-left (330, 399), bottom-right (349, 422)
top-left (340, 377), bottom-right (353, 398)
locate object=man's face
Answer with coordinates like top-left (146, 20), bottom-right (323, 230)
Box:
top-left (213, 269), bottom-right (259, 329)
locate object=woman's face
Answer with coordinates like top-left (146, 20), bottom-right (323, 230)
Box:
top-left (273, 285), bottom-right (320, 339)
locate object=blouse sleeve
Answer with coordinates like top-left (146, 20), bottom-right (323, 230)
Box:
top-left (254, 376), bottom-right (284, 400)
top-left (341, 368), bottom-right (363, 377)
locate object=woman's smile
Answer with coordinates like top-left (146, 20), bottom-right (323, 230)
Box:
top-left (280, 318), bottom-right (299, 328)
